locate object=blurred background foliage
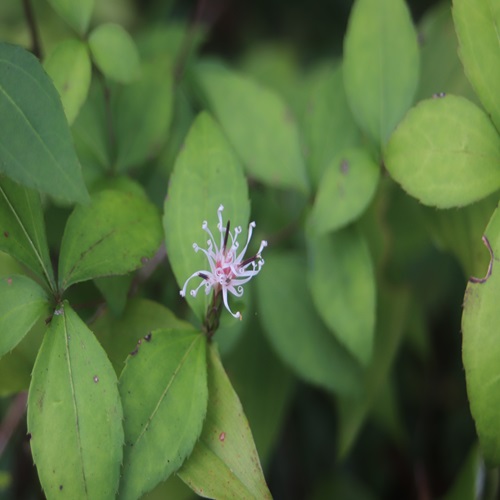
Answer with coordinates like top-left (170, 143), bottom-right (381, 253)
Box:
top-left (0, 0), bottom-right (489, 498)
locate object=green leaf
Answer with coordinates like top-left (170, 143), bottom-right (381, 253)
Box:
top-left (307, 228), bottom-right (376, 366)
top-left (43, 39), bottom-right (92, 125)
top-left (462, 205), bottom-right (500, 465)
top-left (27, 302), bottom-right (123, 498)
top-left (194, 61), bottom-right (309, 194)
top-left (113, 59), bottom-right (174, 171)
top-left (94, 274), bottom-right (132, 316)
top-left (58, 189), bottom-right (162, 291)
top-left (118, 329), bottom-right (207, 499)
top-left (163, 112), bottom-right (250, 320)
top-left (453, 0), bottom-right (500, 132)
top-left (92, 298), bottom-right (192, 375)
top-left (0, 43), bottom-right (90, 204)
top-left (46, 0), bottom-right (94, 35)
top-left (309, 148), bottom-right (380, 235)
top-left (337, 287), bottom-right (409, 458)
top-left (385, 95), bottom-right (500, 208)
top-left (0, 275), bottom-right (49, 358)
top-left (343, 0), bottom-right (419, 146)
top-left (0, 177), bottom-right (55, 290)
top-left (256, 252), bottom-right (363, 395)
top-left (88, 23), bottom-right (140, 84)
top-left (303, 64), bottom-right (360, 187)
top-left (178, 344), bottom-right (272, 499)
top-left (442, 444), bottom-right (481, 500)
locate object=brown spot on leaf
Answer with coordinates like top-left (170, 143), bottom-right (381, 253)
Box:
top-left (219, 432), bottom-right (225, 442)
top-left (3, 231), bottom-right (8, 238)
top-left (340, 159), bottom-right (349, 175)
top-left (144, 332), bottom-right (152, 342)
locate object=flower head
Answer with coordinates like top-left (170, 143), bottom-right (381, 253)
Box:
top-left (180, 205), bottom-right (267, 320)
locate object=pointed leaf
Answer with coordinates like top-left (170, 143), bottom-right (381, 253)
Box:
top-left (58, 189), bottom-right (162, 291)
top-left (0, 275), bottom-right (49, 358)
top-left (0, 177), bottom-right (55, 290)
top-left (309, 148), bottom-right (380, 235)
top-left (0, 43), bottom-right (90, 204)
top-left (257, 252), bottom-right (363, 395)
top-left (343, 0), bottom-right (420, 146)
top-left (118, 329), bottom-right (208, 499)
top-left (27, 302), bottom-right (123, 498)
top-left (453, 0), bottom-right (500, 132)
top-left (88, 23), bottom-right (140, 84)
top-left (307, 228), bottom-right (376, 366)
top-left (163, 112), bottom-right (249, 320)
top-left (194, 61), bottom-right (309, 193)
top-left (44, 39), bottom-right (92, 125)
top-left (178, 344), bottom-right (272, 499)
top-left (46, 0), bottom-right (94, 35)
top-left (462, 206), bottom-right (500, 465)
top-left (385, 95), bottom-right (500, 208)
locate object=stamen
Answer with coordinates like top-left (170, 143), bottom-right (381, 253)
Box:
top-left (223, 219), bottom-right (230, 251)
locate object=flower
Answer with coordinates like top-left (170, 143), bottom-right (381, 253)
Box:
top-left (180, 205), bottom-right (267, 320)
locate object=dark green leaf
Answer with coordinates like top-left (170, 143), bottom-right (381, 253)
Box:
top-left (0, 177), bottom-right (55, 290)
top-left (0, 274), bottom-right (49, 358)
top-left (27, 302), bottom-right (123, 498)
top-left (58, 189), bottom-right (163, 291)
top-left (178, 344), bottom-right (272, 499)
top-left (118, 329), bottom-right (207, 499)
top-left (385, 95), bottom-right (500, 207)
top-left (0, 43), bottom-right (90, 204)
top-left (343, 0), bottom-right (419, 146)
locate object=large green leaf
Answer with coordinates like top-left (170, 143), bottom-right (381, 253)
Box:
top-left (46, 0), bottom-right (94, 35)
top-left (0, 177), bottom-right (55, 290)
top-left (303, 64), bottom-right (360, 187)
top-left (88, 23), bottom-right (140, 84)
top-left (309, 148), bottom-right (380, 235)
top-left (92, 298), bottom-right (192, 374)
top-left (178, 344), bottom-right (272, 499)
top-left (0, 43), bottom-right (89, 204)
top-left (257, 252), bottom-right (363, 395)
top-left (343, 0), bottom-right (419, 146)
top-left (385, 95), bottom-right (500, 208)
top-left (58, 189), bottom-right (163, 291)
top-left (337, 287), bottom-right (409, 458)
top-left (27, 302), bottom-right (123, 498)
top-left (462, 206), bottom-right (500, 465)
top-left (307, 228), bottom-right (376, 366)
top-left (44, 39), bottom-right (92, 125)
top-left (118, 329), bottom-right (207, 499)
top-left (194, 61), bottom-right (309, 194)
top-left (163, 112), bottom-right (250, 320)
top-left (0, 275), bottom-right (49, 358)
top-left (453, 0), bottom-right (500, 132)
top-left (113, 59), bottom-right (174, 171)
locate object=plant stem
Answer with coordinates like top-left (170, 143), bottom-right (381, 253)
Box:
top-left (22, 0), bottom-right (42, 59)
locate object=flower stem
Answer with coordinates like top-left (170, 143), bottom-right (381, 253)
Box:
top-left (203, 289), bottom-right (223, 340)
top-left (22, 0), bottom-right (42, 59)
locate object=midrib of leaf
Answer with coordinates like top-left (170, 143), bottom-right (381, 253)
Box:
top-left (131, 335), bottom-right (201, 449)
top-left (63, 308), bottom-right (89, 497)
top-left (0, 184), bottom-right (55, 293)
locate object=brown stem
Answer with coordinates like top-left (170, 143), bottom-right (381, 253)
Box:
top-left (0, 392), bottom-right (28, 458)
top-left (204, 289), bottom-right (223, 340)
top-left (22, 0), bottom-right (42, 59)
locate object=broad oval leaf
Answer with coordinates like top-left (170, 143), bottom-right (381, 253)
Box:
top-left (194, 61), bottom-right (309, 194)
top-left (303, 64), bottom-right (360, 187)
top-left (256, 252), bottom-right (363, 395)
top-left (307, 228), bottom-right (376, 366)
top-left (0, 43), bottom-right (89, 204)
top-left (44, 39), bottom-right (92, 125)
top-left (343, 0), bottom-right (420, 146)
top-left (0, 274), bottom-right (49, 358)
top-left (27, 302), bottom-right (123, 498)
top-left (309, 148), bottom-right (380, 235)
top-left (58, 188), bottom-right (162, 291)
top-left (88, 23), bottom-right (140, 84)
top-left (118, 329), bottom-right (208, 499)
top-left (163, 112), bottom-right (250, 320)
top-left (385, 95), bottom-right (500, 208)
top-left (178, 344), bottom-right (272, 499)
top-left (47, 0), bottom-right (94, 35)
top-left (453, 0), bottom-right (500, 132)
top-left (462, 206), bottom-right (500, 465)
top-left (0, 177), bottom-right (55, 290)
